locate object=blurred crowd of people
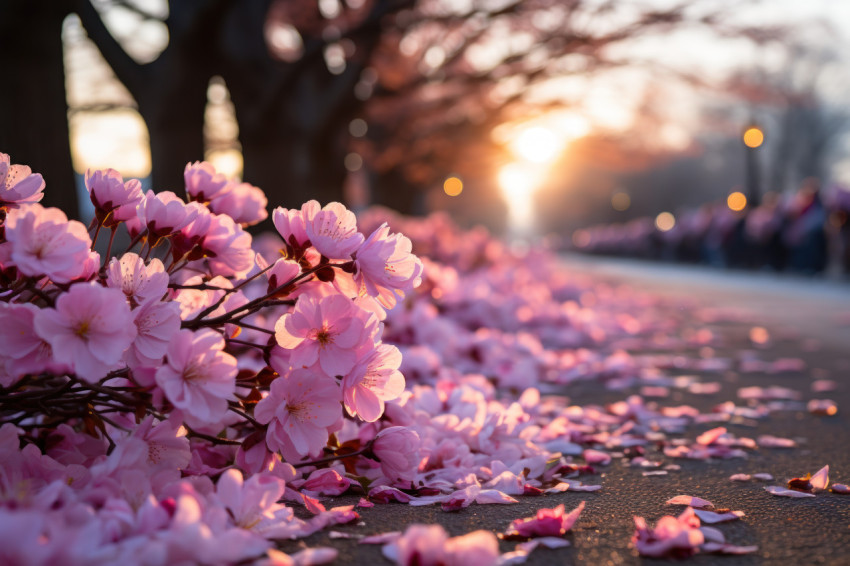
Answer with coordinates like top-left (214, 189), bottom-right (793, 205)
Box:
top-left (571, 179), bottom-right (850, 276)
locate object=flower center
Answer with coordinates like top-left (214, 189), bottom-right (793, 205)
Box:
top-left (74, 321), bottom-right (90, 338)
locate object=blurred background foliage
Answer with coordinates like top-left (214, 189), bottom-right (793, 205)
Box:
top-left (2, 0), bottom-right (849, 238)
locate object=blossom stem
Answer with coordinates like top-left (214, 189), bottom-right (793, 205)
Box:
top-left (123, 228), bottom-right (148, 255)
top-left (227, 404), bottom-right (261, 427)
top-left (91, 222), bottom-right (103, 250)
top-left (103, 227), bottom-right (118, 265)
top-left (184, 262), bottom-right (347, 329)
top-left (225, 337), bottom-right (266, 350)
top-left (184, 426), bottom-right (242, 446)
top-left (292, 447), bottom-right (372, 468)
top-left (236, 321), bottom-right (275, 334)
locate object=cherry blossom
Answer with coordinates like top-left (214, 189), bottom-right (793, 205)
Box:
top-left (0, 152), bottom-right (45, 207)
top-left (154, 329), bottom-right (237, 423)
top-left (125, 299), bottom-right (182, 368)
top-left (342, 344), bottom-right (406, 422)
top-left (136, 190), bottom-right (198, 240)
top-left (371, 426), bottom-right (421, 482)
top-left (632, 507), bottom-right (704, 558)
top-left (84, 168), bottom-right (143, 225)
top-left (200, 212), bottom-right (255, 278)
top-left (275, 294), bottom-right (377, 377)
top-left (354, 222), bottom-right (424, 309)
top-left (304, 201), bottom-right (364, 259)
top-left (33, 283), bottom-right (136, 381)
top-left (273, 202), bottom-right (316, 253)
top-left (208, 181), bottom-right (269, 226)
top-left (0, 302), bottom-right (67, 384)
top-left (184, 160), bottom-right (229, 203)
top-left (105, 253), bottom-right (168, 306)
top-left (382, 524), bottom-right (500, 566)
top-left (4, 203), bottom-right (92, 283)
top-left (254, 369), bottom-right (341, 460)
top-left (505, 502), bottom-right (585, 538)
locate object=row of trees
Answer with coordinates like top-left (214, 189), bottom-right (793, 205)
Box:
top-left (0, 0), bottom-right (806, 220)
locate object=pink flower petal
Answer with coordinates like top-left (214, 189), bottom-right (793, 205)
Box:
top-left (764, 486), bottom-right (816, 498)
top-left (666, 495), bottom-right (713, 508)
top-left (809, 465), bottom-right (830, 491)
top-left (701, 542), bottom-right (759, 554)
top-left (693, 509), bottom-right (745, 523)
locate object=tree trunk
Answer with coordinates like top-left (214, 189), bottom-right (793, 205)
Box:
top-left (240, 133), bottom-right (347, 210)
top-left (140, 79), bottom-right (209, 193)
top-left (0, 0), bottom-right (79, 216)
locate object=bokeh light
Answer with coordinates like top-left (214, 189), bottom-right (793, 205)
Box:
top-left (443, 176), bottom-right (463, 196)
top-left (70, 111), bottom-right (151, 177)
top-left (742, 126), bottom-right (764, 148)
top-left (511, 127), bottom-right (560, 163)
top-left (344, 152), bottom-right (363, 172)
top-left (749, 326), bottom-right (770, 345)
top-left (727, 191), bottom-right (747, 211)
top-left (206, 149), bottom-right (243, 179)
top-left (611, 192), bottom-right (631, 211)
top-left (655, 211), bottom-right (676, 231)
top-left (349, 118), bottom-right (368, 137)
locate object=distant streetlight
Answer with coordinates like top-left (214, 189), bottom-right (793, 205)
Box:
top-left (742, 122), bottom-right (763, 208)
top-left (742, 126), bottom-right (764, 149)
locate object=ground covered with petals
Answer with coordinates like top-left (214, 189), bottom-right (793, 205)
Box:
top-left (1, 155), bottom-right (849, 565)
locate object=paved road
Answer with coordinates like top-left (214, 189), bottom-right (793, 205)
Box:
top-left (279, 257), bottom-right (850, 565)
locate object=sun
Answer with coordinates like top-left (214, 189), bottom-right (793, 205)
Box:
top-left (511, 126), bottom-right (560, 163)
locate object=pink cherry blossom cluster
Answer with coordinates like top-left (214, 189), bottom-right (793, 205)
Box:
top-left (0, 153), bottom-right (425, 564)
top-left (0, 151), bottom-right (839, 563)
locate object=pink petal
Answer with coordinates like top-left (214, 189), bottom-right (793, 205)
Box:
top-left (764, 486), bottom-right (816, 498)
top-left (474, 489), bottom-right (518, 505)
top-left (693, 509), bottom-right (745, 523)
top-left (666, 495), bottom-right (713, 508)
top-left (701, 542), bottom-right (759, 554)
top-left (810, 465), bottom-right (830, 491)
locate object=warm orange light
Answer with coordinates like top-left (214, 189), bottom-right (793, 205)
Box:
top-left (511, 127), bottom-right (560, 163)
top-left (749, 326), bottom-right (769, 345)
top-left (655, 212), bottom-right (675, 232)
top-left (727, 191), bottom-right (747, 211)
top-left (743, 127), bottom-right (764, 149)
top-left (443, 176), bottom-right (463, 196)
top-left (612, 192), bottom-right (631, 211)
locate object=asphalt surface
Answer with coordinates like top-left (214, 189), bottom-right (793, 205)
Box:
top-left (277, 257), bottom-right (850, 565)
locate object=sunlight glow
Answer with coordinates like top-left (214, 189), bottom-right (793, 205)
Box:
top-left (498, 163), bottom-right (543, 235)
top-left (70, 110), bottom-right (151, 177)
top-left (511, 127), bottom-right (560, 163)
top-left (206, 149), bottom-right (243, 179)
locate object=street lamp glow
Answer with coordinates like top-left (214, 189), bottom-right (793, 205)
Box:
top-left (655, 212), bottom-right (676, 232)
top-left (511, 127), bottom-right (560, 163)
top-left (743, 126), bottom-right (764, 149)
top-left (727, 191), bottom-right (747, 211)
top-left (611, 192), bottom-right (631, 211)
top-left (443, 176), bottom-right (463, 196)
